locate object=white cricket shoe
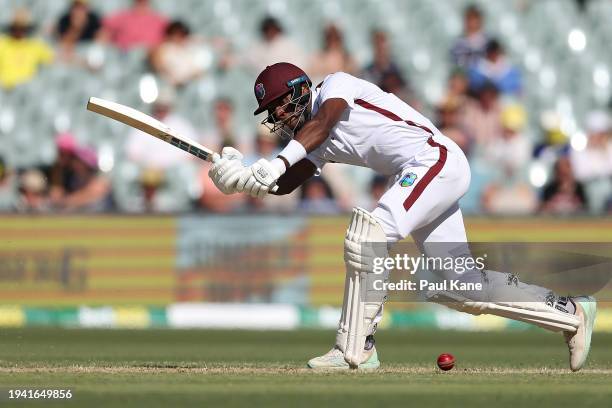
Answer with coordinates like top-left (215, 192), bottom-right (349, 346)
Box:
top-left (307, 337), bottom-right (380, 370)
top-left (306, 346), bottom-right (380, 370)
top-left (564, 296), bottom-right (597, 372)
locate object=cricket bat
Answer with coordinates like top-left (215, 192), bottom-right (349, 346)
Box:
top-left (86, 97), bottom-right (217, 162)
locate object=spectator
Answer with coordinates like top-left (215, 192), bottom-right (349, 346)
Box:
top-left (244, 125), bottom-right (281, 165)
top-left (362, 29), bottom-right (406, 90)
top-left (450, 4), bottom-right (490, 68)
top-left (575, 0), bottom-right (591, 13)
top-left (570, 111), bottom-right (612, 181)
top-left (437, 99), bottom-right (471, 155)
top-left (481, 106), bottom-right (536, 215)
top-left (298, 177), bottom-right (340, 214)
top-left (0, 9), bottom-right (53, 89)
top-left (48, 132), bottom-right (78, 204)
top-left (243, 16), bottom-right (306, 73)
top-left (440, 69), bottom-right (469, 108)
top-left (316, 165), bottom-right (362, 211)
top-left (125, 89), bottom-right (199, 169)
top-left (481, 167), bottom-right (537, 214)
top-left (201, 98), bottom-right (249, 154)
top-left (369, 174), bottom-right (389, 206)
top-left (55, 0), bottom-right (101, 61)
top-left (122, 89), bottom-right (198, 212)
top-left (99, 0), bottom-right (168, 51)
top-left (150, 20), bottom-right (209, 87)
top-left (569, 111), bottom-right (612, 212)
top-left (17, 169), bottom-right (49, 213)
top-left (540, 156), bottom-right (587, 214)
top-left (53, 146), bottom-right (111, 212)
top-left (485, 104), bottom-right (531, 172)
top-left (0, 156), bottom-right (18, 211)
top-left (308, 24), bottom-right (356, 84)
top-left (468, 39), bottom-right (522, 96)
top-left (460, 82), bottom-right (502, 145)
top-left (379, 70), bottom-right (417, 107)
top-left (533, 110), bottom-right (569, 158)
top-left (138, 167), bottom-right (165, 213)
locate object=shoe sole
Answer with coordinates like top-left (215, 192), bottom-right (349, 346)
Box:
top-left (306, 361), bottom-right (380, 370)
top-left (576, 297), bottom-right (597, 370)
top-left (569, 296), bottom-right (596, 372)
top-left (307, 355), bottom-right (381, 371)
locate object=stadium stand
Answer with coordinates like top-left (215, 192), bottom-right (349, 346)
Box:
top-left (0, 0), bottom-right (610, 214)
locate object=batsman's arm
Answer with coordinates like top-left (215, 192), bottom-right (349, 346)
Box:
top-left (270, 98), bottom-right (348, 195)
top-left (269, 98), bottom-right (347, 191)
top-left (274, 98), bottom-right (348, 170)
top-left (270, 158), bottom-right (317, 195)
top-left (292, 98), bottom-right (348, 152)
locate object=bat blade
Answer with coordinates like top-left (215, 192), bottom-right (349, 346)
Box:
top-left (86, 97), bottom-right (216, 162)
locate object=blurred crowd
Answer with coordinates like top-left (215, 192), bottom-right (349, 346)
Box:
top-left (0, 0), bottom-right (611, 215)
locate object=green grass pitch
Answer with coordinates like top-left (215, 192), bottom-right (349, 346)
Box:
top-left (0, 328), bottom-right (611, 407)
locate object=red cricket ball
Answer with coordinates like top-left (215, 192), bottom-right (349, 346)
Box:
top-left (437, 353), bottom-right (455, 371)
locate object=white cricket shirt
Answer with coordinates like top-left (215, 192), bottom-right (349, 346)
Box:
top-left (306, 72), bottom-right (441, 176)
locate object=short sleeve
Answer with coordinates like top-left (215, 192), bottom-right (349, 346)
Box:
top-left (318, 72), bottom-right (359, 109)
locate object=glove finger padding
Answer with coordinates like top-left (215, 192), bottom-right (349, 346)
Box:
top-left (218, 161), bottom-right (243, 186)
top-left (236, 169), bottom-right (252, 193)
top-left (220, 172), bottom-right (242, 191)
top-left (257, 185), bottom-right (269, 199)
top-left (211, 161), bottom-right (228, 180)
top-left (248, 179), bottom-right (261, 198)
top-left (210, 158), bottom-right (246, 194)
top-left (208, 157), bottom-right (228, 179)
top-left (221, 146), bottom-right (244, 161)
top-left (243, 174), bottom-right (257, 193)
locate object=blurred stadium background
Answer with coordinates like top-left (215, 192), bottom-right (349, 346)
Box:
top-left (1, 0), bottom-right (611, 333)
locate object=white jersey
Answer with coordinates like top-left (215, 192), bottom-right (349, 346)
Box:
top-left (306, 72), bottom-right (441, 176)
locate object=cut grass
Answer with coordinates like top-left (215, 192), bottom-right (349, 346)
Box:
top-left (0, 328), bottom-right (611, 407)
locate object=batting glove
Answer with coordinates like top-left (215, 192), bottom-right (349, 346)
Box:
top-left (236, 158), bottom-right (283, 198)
top-left (208, 147), bottom-right (245, 194)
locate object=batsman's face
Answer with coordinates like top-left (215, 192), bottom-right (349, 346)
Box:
top-left (269, 93), bottom-right (300, 127)
top-left (264, 87), bottom-right (311, 138)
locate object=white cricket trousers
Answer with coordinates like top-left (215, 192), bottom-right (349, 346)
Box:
top-left (367, 134), bottom-right (571, 332)
top-left (372, 134), bottom-right (471, 247)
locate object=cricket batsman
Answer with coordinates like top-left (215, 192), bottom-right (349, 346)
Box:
top-left (208, 62), bottom-right (597, 371)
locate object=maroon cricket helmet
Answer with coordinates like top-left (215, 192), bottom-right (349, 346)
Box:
top-left (253, 62), bottom-right (311, 115)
